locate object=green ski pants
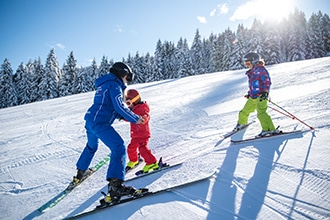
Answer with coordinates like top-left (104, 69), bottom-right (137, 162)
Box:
top-left (238, 97), bottom-right (276, 131)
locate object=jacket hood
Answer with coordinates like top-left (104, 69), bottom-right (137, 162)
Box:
top-left (94, 73), bottom-right (123, 88)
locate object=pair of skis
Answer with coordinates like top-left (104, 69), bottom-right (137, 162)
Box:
top-left (65, 170), bottom-right (217, 219)
top-left (220, 121), bottom-right (303, 144)
top-left (37, 156), bottom-right (178, 213)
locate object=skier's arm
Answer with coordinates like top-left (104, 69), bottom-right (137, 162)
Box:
top-left (109, 87), bottom-right (141, 124)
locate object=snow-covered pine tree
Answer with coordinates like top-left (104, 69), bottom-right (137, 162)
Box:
top-left (13, 62), bottom-right (33, 105)
top-left (60, 51), bottom-right (78, 96)
top-left (39, 48), bottom-right (61, 100)
top-left (0, 59), bottom-right (17, 108)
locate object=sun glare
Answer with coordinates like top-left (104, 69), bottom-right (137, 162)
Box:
top-left (257, 0), bottom-right (294, 22)
top-left (230, 0), bottom-right (295, 22)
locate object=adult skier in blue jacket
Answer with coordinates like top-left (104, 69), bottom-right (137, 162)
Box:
top-left (73, 62), bottom-right (145, 201)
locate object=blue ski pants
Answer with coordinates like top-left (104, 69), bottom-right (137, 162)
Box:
top-left (76, 121), bottom-right (126, 181)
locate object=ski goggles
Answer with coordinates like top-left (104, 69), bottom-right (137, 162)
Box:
top-left (125, 94), bottom-right (140, 106)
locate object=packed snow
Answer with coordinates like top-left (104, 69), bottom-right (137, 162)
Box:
top-left (0, 57), bottom-right (329, 220)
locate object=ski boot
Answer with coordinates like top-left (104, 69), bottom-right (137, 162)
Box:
top-left (142, 162), bottom-right (159, 173)
top-left (98, 179), bottom-right (149, 208)
top-left (233, 123), bottom-right (246, 132)
top-left (256, 126), bottom-right (282, 138)
top-left (107, 178), bottom-right (137, 203)
top-left (125, 160), bottom-right (139, 172)
top-left (68, 168), bottom-right (93, 190)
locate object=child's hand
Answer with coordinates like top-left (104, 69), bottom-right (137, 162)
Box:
top-left (136, 116), bottom-right (146, 124)
top-left (136, 115), bottom-right (148, 124)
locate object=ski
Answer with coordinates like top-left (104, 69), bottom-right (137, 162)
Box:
top-left (37, 155), bottom-right (110, 212)
top-left (230, 130), bottom-right (303, 144)
top-left (65, 170), bottom-right (217, 219)
top-left (220, 121), bottom-right (255, 139)
top-left (127, 159), bottom-right (182, 181)
top-left (134, 157), bottom-right (170, 176)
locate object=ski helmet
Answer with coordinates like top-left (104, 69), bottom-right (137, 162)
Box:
top-left (125, 89), bottom-right (141, 106)
top-left (243, 52), bottom-right (260, 65)
top-left (110, 62), bottom-right (134, 82)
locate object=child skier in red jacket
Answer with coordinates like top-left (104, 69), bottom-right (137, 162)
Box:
top-left (124, 89), bottom-right (159, 173)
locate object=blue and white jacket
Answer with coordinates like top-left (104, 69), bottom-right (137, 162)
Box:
top-left (84, 73), bottom-right (140, 124)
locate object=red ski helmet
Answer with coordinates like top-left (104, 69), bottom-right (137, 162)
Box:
top-left (125, 89), bottom-right (141, 106)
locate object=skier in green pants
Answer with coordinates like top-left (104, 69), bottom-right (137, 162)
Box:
top-left (233, 52), bottom-right (280, 137)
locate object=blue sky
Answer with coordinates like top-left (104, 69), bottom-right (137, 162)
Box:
top-left (1, 0), bottom-right (329, 70)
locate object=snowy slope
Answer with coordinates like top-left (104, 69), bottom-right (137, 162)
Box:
top-left (0, 57), bottom-right (329, 220)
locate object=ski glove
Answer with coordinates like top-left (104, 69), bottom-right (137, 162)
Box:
top-left (259, 91), bottom-right (269, 101)
top-left (244, 94), bottom-right (250, 99)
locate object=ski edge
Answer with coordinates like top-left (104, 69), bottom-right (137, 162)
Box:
top-left (230, 130), bottom-right (304, 144)
top-left (130, 162), bottom-right (182, 181)
top-left (65, 170), bottom-right (217, 219)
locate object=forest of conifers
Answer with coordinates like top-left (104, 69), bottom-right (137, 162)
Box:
top-left (1, 9), bottom-right (329, 109)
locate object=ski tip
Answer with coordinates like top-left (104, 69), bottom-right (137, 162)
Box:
top-left (158, 157), bottom-right (163, 167)
top-left (135, 170), bottom-right (144, 176)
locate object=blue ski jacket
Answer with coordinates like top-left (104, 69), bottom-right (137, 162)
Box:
top-left (84, 73), bottom-right (140, 124)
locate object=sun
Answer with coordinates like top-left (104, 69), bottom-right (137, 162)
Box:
top-left (257, 0), bottom-right (295, 22)
top-left (230, 0), bottom-right (295, 23)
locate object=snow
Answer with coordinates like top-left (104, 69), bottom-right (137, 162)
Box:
top-left (1, 57), bottom-right (330, 220)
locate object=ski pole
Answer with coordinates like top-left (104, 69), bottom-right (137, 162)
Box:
top-left (268, 105), bottom-right (293, 118)
top-left (268, 99), bottom-right (314, 130)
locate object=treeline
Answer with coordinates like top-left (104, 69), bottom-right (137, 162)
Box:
top-left (1, 9), bottom-right (329, 109)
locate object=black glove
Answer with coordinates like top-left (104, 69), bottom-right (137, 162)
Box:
top-left (259, 91), bottom-right (269, 100)
top-left (244, 94), bottom-right (250, 99)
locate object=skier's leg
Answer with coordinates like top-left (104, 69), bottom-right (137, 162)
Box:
top-left (256, 99), bottom-right (275, 131)
top-left (94, 124), bottom-right (126, 181)
top-left (76, 122), bottom-right (99, 171)
top-left (138, 139), bottom-right (157, 165)
top-left (238, 98), bottom-right (256, 125)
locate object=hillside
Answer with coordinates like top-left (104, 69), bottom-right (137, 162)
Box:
top-left (0, 57), bottom-right (329, 220)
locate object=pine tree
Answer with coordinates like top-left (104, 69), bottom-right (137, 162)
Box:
top-left (60, 51), bottom-right (78, 96)
top-left (175, 37), bottom-right (192, 77)
top-left (131, 52), bottom-right (145, 83)
top-left (13, 62), bottom-right (33, 105)
top-left (74, 68), bottom-right (89, 93)
top-left (321, 13), bottom-right (330, 55)
top-left (154, 39), bottom-right (165, 81)
top-left (143, 53), bottom-right (155, 82)
top-left (190, 29), bottom-right (204, 75)
top-left (210, 33), bottom-right (224, 72)
top-left (286, 9), bottom-right (308, 61)
top-left (162, 41), bottom-right (176, 79)
top-left (249, 19), bottom-right (265, 56)
top-left (263, 21), bottom-right (282, 64)
top-left (39, 48), bottom-right (61, 100)
top-left (98, 56), bottom-right (110, 77)
top-left (220, 29), bottom-right (235, 71)
top-left (0, 59), bottom-right (17, 108)
top-left (233, 24), bottom-right (248, 69)
top-left (307, 12), bottom-right (326, 59)
top-left (32, 58), bottom-right (44, 102)
top-left (84, 59), bottom-right (98, 91)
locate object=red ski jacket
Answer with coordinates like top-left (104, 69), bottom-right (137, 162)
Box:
top-left (130, 101), bottom-right (151, 139)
